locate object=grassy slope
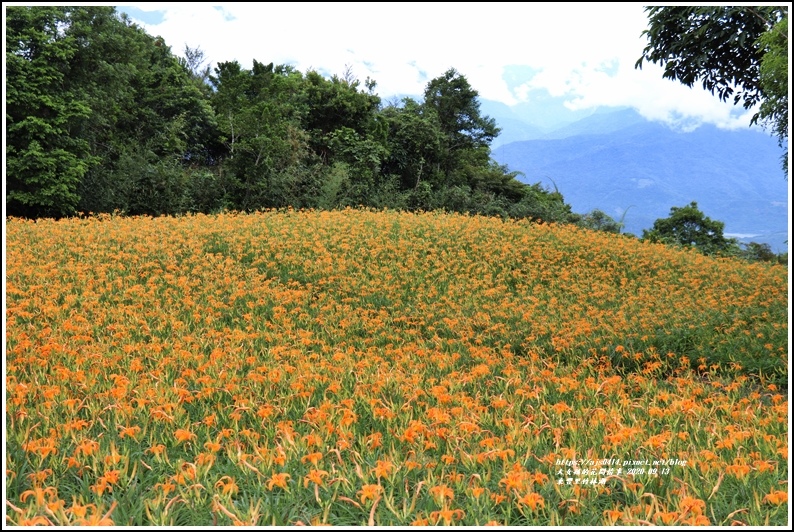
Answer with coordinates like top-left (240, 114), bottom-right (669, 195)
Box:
top-left (5, 209), bottom-right (789, 526)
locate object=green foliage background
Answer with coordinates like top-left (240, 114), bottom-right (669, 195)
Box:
top-left (5, 6), bottom-right (788, 263)
top-left (5, 6), bottom-right (574, 224)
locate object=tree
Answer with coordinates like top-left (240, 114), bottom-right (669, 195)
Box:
top-left (380, 72), bottom-right (540, 216)
top-left (422, 68), bottom-right (500, 186)
top-left (757, 16), bottom-right (788, 174)
top-left (642, 201), bottom-right (739, 256)
top-left (506, 182), bottom-right (578, 224)
top-left (300, 69), bottom-right (387, 203)
top-left (69, 10), bottom-right (220, 215)
top-left (210, 60), bottom-right (315, 210)
top-left (636, 6), bottom-right (789, 174)
top-left (740, 242), bottom-right (777, 263)
top-left (381, 97), bottom-right (444, 190)
top-left (179, 44), bottom-right (212, 89)
top-left (6, 6), bottom-right (95, 217)
top-left (578, 209), bottom-right (623, 234)
top-left (6, 6), bottom-right (220, 216)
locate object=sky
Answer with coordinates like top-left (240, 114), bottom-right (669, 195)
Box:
top-left (111, 2), bottom-right (770, 132)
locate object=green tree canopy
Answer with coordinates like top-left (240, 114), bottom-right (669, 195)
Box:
top-left (642, 201), bottom-right (739, 256)
top-left (381, 97), bottom-right (444, 190)
top-left (209, 60), bottom-right (315, 210)
top-left (6, 6), bottom-right (220, 216)
top-left (6, 6), bottom-right (574, 222)
top-left (636, 6), bottom-right (789, 174)
top-left (757, 16), bottom-right (788, 173)
top-left (578, 209), bottom-right (623, 234)
top-left (6, 6), bottom-right (94, 217)
top-left (422, 68), bottom-right (500, 186)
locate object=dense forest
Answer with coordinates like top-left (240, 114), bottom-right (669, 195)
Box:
top-left (6, 6), bottom-right (579, 223)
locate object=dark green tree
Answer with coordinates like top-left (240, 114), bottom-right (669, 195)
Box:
top-left (636, 6), bottom-right (789, 174)
top-left (210, 60), bottom-right (319, 210)
top-left (382, 71), bottom-right (561, 218)
top-left (6, 6), bottom-right (220, 216)
top-left (300, 70), bottom-right (388, 204)
top-left (506, 182), bottom-right (579, 224)
top-left (179, 44), bottom-right (212, 91)
top-left (6, 6), bottom-right (95, 217)
top-left (70, 10), bottom-right (219, 215)
top-left (642, 201), bottom-right (739, 256)
top-left (422, 68), bottom-right (500, 186)
top-left (6, 5), bottom-right (572, 221)
top-left (381, 98), bottom-right (444, 191)
top-left (578, 209), bottom-right (623, 234)
top-left (756, 16), bottom-right (788, 174)
top-left (740, 242), bottom-right (777, 263)
top-left (301, 70), bottom-right (383, 164)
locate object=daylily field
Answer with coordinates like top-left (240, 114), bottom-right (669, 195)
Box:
top-left (4, 208), bottom-right (789, 526)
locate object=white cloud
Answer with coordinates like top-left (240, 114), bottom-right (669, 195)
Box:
top-left (118, 2), bottom-right (765, 131)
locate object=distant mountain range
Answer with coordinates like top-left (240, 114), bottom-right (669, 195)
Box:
top-left (487, 106), bottom-right (790, 251)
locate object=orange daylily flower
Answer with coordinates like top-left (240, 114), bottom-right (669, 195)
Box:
top-left (357, 484), bottom-right (382, 504)
top-left (429, 484), bottom-right (454, 503)
top-left (20, 485), bottom-right (58, 506)
top-left (119, 425), bottom-right (141, 439)
top-left (763, 490), bottom-right (788, 505)
top-left (301, 452), bottom-right (323, 466)
top-left (430, 508), bottom-right (465, 525)
top-left (267, 472), bottom-right (291, 491)
top-left (678, 496), bottom-right (706, 516)
top-left (517, 492), bottom-right (545, 512)
top-left (215, 476), bottom-right (239, 496)
top-left (373, 459), bottom-right (395, 479)
top-left (174, 428), bottom-right (196, 443)
top-left (303, 469), bottom-right (329, 488)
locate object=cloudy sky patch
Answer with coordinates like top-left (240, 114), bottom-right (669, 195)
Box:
top-left (116, 2), bottom-right (765, 132)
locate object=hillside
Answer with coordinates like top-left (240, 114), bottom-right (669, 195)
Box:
top-left (6, 209), bottom-right (788, 525)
